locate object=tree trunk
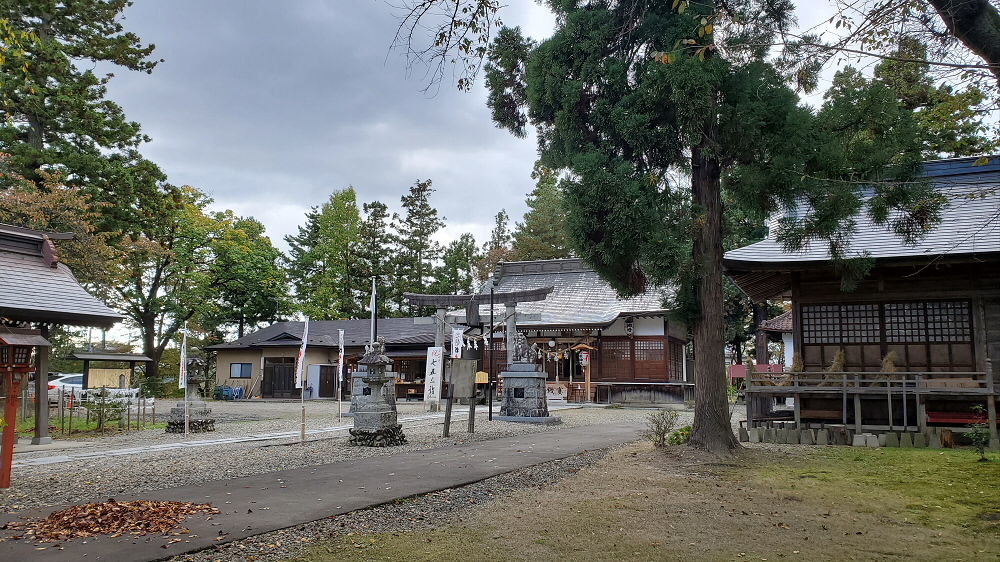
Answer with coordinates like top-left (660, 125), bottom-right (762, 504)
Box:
top-left (928, 0), bottom-right (1000, 86)
top-left (140, 316), bottom-right (161, 392)
top-left (753, 302), bottom-right (770, 365)
top-left (688, 140), bottom-right (739, 454)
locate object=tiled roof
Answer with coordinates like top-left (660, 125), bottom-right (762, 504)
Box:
top-left (207, 317), bottom-right (439, 350)
top-left (724, 156), bottom-right (1000, 266)
top-left (759, 310), bottom-right (792, 333)
top-left (471, 258), bottom-right (668, 327)
top-left (0, 248), bottom-right (122, 328)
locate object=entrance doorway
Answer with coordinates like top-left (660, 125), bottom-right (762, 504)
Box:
top-left (319, 365), bottom-right (337, 398)
top-left (262, 357), bottom-right (297, 398)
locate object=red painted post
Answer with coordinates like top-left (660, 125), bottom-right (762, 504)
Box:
top-left (1, 371), bottom-right (21, 489)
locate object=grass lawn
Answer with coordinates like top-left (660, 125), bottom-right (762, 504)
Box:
top-left (12, 415), bottom-right (166, 438)
top-left (294, 443), bottom-right (1000, 561)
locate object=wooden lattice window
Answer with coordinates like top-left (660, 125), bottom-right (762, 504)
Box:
top-left (599, 340), bottom-right (631, 380)
top-left (885, 303), bottom-right (926, 343)
top-left (925, 301), bottom-right (972, 342)
top-left (668, 341), bottom-right (684, 382)
top-left (802, 304), bottom-right (878, 344)
top-left (634, 340), bottom-right (664, 362)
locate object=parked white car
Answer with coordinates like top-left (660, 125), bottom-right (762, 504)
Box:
top-left (48, 373), bottom-right (85, 403)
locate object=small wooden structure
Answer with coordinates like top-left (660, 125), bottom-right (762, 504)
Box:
top-left (0, 224), bottom-right (121, 487)
top-left (725, 155), bottom-right (1000, 441)
top-left (67, 351), bottom-right (152, 389)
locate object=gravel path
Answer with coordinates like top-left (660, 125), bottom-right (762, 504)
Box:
top-left (1, 406), bottom-right (668, 513)
top-left (170, 445), bottom-right (623, 562)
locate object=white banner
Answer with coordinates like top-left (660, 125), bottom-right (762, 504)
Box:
top-left (338, 328), bottom-right (345, 382)
top-left (450, 328), bottom-right (463, 359)
top-left (295, 318), bottom-right (310, 389)
top-left (178, 326), bottom-right (188, 389)
top-left (424, 346), bottom-right (444, 406)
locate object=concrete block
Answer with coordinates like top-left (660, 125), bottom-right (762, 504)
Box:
top-left (913, 432), bottom-right (927, 448)
top-left (899, 432), bottom-right (913, 448)
top-left (865, 434), bottom-right (879, 448)
top-left (765, 428), bottom-right (777, 443)
top-left (777, 429), bottom-right (789, 444)
top-left (815, 429), bottom-right (829, 446)
top-left (800, 429), bottom-right (815, 445)
top-left (929, 430), bottom-right (942, 449)
top-left (852, 434), bottom-right (867, 447)
top-left (739, 427), bottom-right (749, 442)
top-left (787, 430), bottom-right (800, 444)
top-left (884, 432), bottom-right (899, 447)
top-left (747, 428), bottom-right (761, 443)
top-left (877, 433), bottom-right (887, 447)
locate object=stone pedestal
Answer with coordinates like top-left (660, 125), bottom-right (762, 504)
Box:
top-left (349, 339), bottom-right (407, 447)
top-left (497, 363), bottom-right (560, 424)
top-left (166, 401), bottom-right (215, 433)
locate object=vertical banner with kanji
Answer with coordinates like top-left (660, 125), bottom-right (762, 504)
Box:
top-left (178, 324), bottom-right (188, 389)
top-left (450, 328), bottom-right (463, 359)
top-left (295, 318), bottom-right (310, 389)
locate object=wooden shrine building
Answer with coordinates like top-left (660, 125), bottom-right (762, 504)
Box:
top-left (724, 155), bottom-right (1000, 440)
top-left (455, 258), bottom-right (691, 404)
top-left (0, 224), bottom-right (121, 450)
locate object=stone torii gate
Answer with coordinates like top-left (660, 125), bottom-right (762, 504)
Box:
top-left (403, 286), bottom-right (554, 364)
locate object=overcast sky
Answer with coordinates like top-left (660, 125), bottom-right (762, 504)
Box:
top-left (103, 2), bottom-right (835, 253)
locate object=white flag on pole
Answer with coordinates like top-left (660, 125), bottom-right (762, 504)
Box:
top-left (369, 277), bottom-right (376, 343)
top-left (338, 328), bottom-right (345, 379)
top-left (178, 325), bottom-right (188, 389)
top-left (295, 317), bottom-right (310, 389)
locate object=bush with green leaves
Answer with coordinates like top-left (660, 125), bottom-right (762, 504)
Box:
top-left (668, 425), bottom-right (692, 446)
top-left (968, 405), bottom-right (991, 462)
top-left (642, 409), bottom-right (680, 448)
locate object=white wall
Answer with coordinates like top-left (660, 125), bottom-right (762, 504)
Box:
top-left (602, 316), bottom-right (665, 336)
top-left (782, 333), bottom-right (794, 369)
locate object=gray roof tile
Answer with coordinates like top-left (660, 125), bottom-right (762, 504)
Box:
top-left (207, 317), bottom-right (439, 350)
top-left (0, 251), bottom-right (122, 328)
top-left (471, 258), bottom-right (668, 326)
top-left (724, 156), bottom-right (1000, 265)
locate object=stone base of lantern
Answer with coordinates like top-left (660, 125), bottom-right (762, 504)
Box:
top-left (498, 363), bottom-right (560, 424)
top-left (348, 424), bottom-right (407, 447)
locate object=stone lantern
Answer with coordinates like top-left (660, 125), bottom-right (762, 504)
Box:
top-left (349, 337), bottom-right (407, 446)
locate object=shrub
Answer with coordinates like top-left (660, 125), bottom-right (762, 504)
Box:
top-left (667, 425), bottom-right (691, 445)
top-left (968, 405), bottom-right (991, 462)
top-left (642, 409), bottom-right (680, 448)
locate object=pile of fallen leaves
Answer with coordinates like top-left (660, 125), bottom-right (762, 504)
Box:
top-left (29, 499), bottom-right (220, 541)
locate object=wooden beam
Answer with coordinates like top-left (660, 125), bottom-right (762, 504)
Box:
top-left (403, 286), bottom-right (554, 307)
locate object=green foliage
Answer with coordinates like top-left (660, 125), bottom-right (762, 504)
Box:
top-left (968, 405), bottom-right (992, 462)
top-left (392, 179), bottom-right (444, 312)
top-left (357, 200), bottom-right (396, 318)
top-left (0, 0), bottom-right (159, 193)
top-left (285, 188), bottom-right (363, 320)
top-left (642, 408), bottom-right (681, 447)
top-left (205, 215), bottom-right (290, 336)
top-left (667, 425), bottom-right (692, 446)
top-left (431, 233), bottom-right (480, 295)
top-left (511, 165), bottom-right (572, 261)
top-left (476, 209), bottom-right (514, 281)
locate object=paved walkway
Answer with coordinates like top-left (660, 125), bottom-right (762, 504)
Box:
top-left (13, 405), bottom-right (583, 467)
top-left (0, 421), bottom-right (642, 561)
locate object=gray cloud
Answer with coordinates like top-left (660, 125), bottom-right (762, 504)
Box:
top-left (104, 1), bottom-right (555, 249)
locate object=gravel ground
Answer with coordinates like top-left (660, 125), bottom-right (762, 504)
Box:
top-left (169, 445), bottom-right (623, 562)
top-left (1, 406), bottom-right (670, 513)
top-left (15, 401), bottom-right (433, 458)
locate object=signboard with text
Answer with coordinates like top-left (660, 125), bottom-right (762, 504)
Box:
top-left (423, 346), bottom-right (444, 407)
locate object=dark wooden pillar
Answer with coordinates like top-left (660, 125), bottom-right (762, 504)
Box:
top-left (82, 359), bottom-right (90, 390)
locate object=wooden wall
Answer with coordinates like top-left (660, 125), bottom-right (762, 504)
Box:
top-left (791, 262), bottom-right (1000, 374)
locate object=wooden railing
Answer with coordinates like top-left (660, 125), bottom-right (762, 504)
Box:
top-left (745, 369), bottom-right (997, 437)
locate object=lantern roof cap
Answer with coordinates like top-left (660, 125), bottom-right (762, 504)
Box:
top-left (0, 327), bottom-right (52, 347)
